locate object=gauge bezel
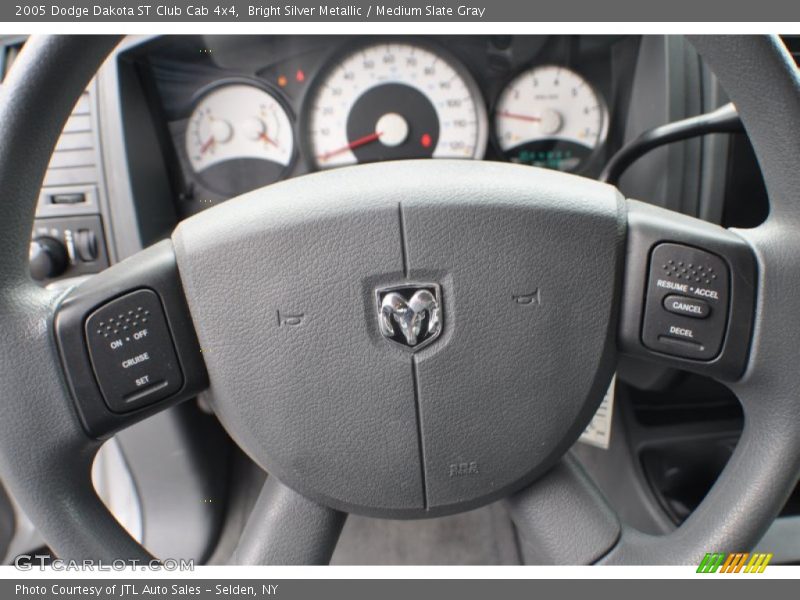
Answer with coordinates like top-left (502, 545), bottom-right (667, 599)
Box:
top-left (185, 76), bottom-right (299, 197)
top-left (301, 38), bottom-right (489, 172)
top-left (490, 64), bottom-right (610, 175)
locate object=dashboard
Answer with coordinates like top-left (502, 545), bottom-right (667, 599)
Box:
top-left (129, 35), bottom-right (636, 217)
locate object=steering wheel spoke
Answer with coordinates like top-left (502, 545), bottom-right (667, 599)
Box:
top-left (618, 199), bottom-right (757, 382)
top-left (232, 476), bottom-right (347, 565)
top-left (506, 454), bottom-right (620, 565)
top-left (0, 281), bottom-right (157, 563)
top-left (54, 240), bottom-right (208, 438)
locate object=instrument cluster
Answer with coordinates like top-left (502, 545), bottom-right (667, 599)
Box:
top-left (147, 36), bottom-right (627, 211)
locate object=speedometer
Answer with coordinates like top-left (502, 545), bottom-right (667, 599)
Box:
top-left (494, 65), bottom-right (608, 172)
top-left (307, 42), bottom-right (488, 169)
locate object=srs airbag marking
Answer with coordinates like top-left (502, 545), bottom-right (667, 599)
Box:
top-left (449, 461), bottom-right (479, 477)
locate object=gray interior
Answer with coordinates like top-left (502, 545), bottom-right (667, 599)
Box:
top-left (0, 34), bottom-right (798, 566)
top-left (172, 160), bottom-right (624, 518)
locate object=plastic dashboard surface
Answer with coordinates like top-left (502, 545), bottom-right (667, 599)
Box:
top-left (122, 35), bottom-right (639, 218)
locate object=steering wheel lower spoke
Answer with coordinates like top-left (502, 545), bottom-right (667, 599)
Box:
top-left (232, 477), bottom-right (346, 565)
top-left (506, 454), bottom-right (620, 565)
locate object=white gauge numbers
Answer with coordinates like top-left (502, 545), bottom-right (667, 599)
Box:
top-left (186, 84), bottom-right (294, 174)
top-left (495, 65), bottom-right (608, 171)
top-left (307, 43), bottom-right (488, 169)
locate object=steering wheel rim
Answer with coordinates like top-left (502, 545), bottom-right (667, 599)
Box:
top-left (598, 34), bottom-right (800, 564)
top-left (0, 35), bottom-right (798, 565)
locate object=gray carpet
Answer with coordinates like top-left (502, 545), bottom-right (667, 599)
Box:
top-left (331, 501), bottom-right (521, 565)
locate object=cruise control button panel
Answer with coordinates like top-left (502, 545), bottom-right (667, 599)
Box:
top-left (642, 243), bottom-right (730, 360)
top-left (85, 289), bottom-right (183, 413)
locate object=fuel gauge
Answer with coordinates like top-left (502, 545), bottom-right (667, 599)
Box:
top-left (186, 83), bottom-right (294, 196)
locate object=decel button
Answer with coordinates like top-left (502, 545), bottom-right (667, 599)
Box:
top-left (85, 289), bottom-right (183, 413)
top-left (662, 294), bottom-right (710, 319)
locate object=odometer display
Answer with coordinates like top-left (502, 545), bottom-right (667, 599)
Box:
top-left (307, 43), bottom-right (488, 169)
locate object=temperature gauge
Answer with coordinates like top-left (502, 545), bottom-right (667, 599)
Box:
top-left (495, 65), bottom-right (608, 172)
top-left (186, 83), bottom-right (294, 196)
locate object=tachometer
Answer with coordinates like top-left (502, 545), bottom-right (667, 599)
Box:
top-left (494, 65), bottom-right (608, 172)
top-left (307, 42), bottom-right (488, 169)
top-left (186, 83), bottom-right (294, 196)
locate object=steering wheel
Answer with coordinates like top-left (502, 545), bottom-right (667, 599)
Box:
top-left (0, 35), bottom-right (798, 565)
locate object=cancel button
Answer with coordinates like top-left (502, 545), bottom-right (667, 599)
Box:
top-left (663, 294), bottom-right (711, 319)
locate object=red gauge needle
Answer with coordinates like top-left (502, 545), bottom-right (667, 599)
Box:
top-left (259, 132), bottom-right (278, 148)
top-left (317, 131), bottom-right (383, 161)
top-left (200, 136), bottom-right (216, 154)
top-left (496, 110), bottom-right (542, 123)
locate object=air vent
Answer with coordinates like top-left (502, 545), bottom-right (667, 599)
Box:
top-left (2, 37), bottom-right (114, 279)
top-left (0, 37), bottom-right (102, 217)
top-left (36, 81), bottom-right (102, 217)
top-left (43, 88), bottom-right (97, 188)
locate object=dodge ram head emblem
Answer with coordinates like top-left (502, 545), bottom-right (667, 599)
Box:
top-left (377, 284), bottom-right (442, 350)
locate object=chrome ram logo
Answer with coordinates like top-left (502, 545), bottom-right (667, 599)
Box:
top-left (376, 284), bottom-right (442, 350)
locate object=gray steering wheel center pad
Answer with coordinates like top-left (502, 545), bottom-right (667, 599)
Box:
top-left (172, 160), bottom-right (625, 518)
